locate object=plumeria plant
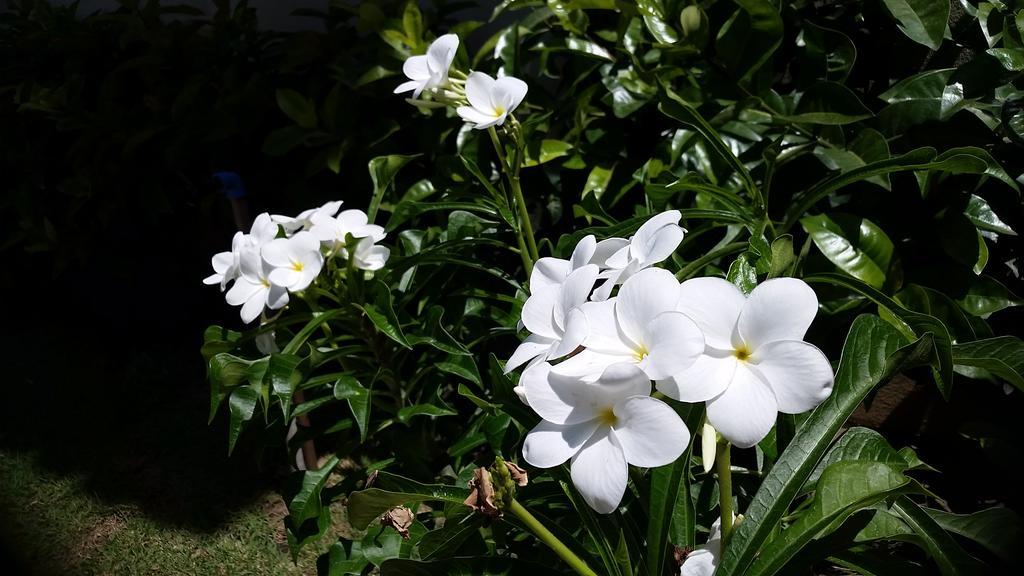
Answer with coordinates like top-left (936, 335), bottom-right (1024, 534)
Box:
top-left (201, 2), bottom-right (1024, 576)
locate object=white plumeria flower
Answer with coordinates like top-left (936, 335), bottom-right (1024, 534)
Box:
top-left (456, 71), bottom-right (528, 130)
top-left (394, 34), bottom-right (459, 99)
top-left (203, 213), bottom-right (280, 290)
top-left (351, 236), bottom-right (391, 271)
top-left (591, 210), bottom-right (685, 301)
top-left (530, 234), bottom-right (631, 294)
top-left (262, 231), bottom-right (325, 292)
top-left (203, 231), bottom-right (244, 290)
top-left (680, 517), bottom-right (726, 576)
top-left (505, 264), bottom-right (600, 374)
top-left (552, 268), bottom-right (704, 382)
top-left (272, 200), bottom-right (343, 233)
top-left (309, 209), bottom-right (385, 256)
top-left (225, 250), bottom-right (289, 324)
top-left (660, 277), bottom-right (834, 448)
top-left (522, 362), bottom-right (690, 514)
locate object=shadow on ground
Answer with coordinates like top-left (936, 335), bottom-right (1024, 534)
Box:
top-left (0, 212), bottom-right (284, 536)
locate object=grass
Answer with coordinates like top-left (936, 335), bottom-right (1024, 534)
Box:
top-left (0, 450), bottom-right (326, 575)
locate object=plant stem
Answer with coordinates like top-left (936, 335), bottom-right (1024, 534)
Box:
top-left (716, 440), bottom-right (734, 547)
top-left (487, 126), bottom-right (537, 276)
top-left (508, 499), bottom-right (599, 576)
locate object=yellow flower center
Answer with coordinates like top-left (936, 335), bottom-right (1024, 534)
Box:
top-left (597, 407), bottom-right (617, 427)
top-left (733, 345), bottom-right (751, 362)
top-left (493, 105), bottom-right (505, 117)
top-left (633, 344), bottom-right (649, 362)
top-left (291, 260), bottom-right (305, 272)
top-left (260, 278), bottom-right (270, 288)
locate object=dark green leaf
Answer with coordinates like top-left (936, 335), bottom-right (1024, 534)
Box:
top-left (286, 455), bottom-right (340, 524)
top-left (714, 0), bottom-right (784, 83)
top-left (717, 315), bottom-right (929, 576)
top-left (334, 375), bottom-right (371, 441)
top-left (647, 404), bottom-right (702, 576)
top-left (227, 385), bottom-right (260, 454)
top-left (879, 0), bottom-right (949, 50)
top-left (781, 82), bottom-right (872, 125)
top-left (956, 276), bottom-right (1023, 317)
top-left (276, 88), bottom-right (318, 129)
top-left (951, 336), bottom-right (1024, 392)
top-left (635, 0), bottom-right (678, 44)
top-left (924, 506), bottom-right (1024, 565)
top-left (892, 497), bottom-right (987, 576)
top-left (369, 155), bottom-right (418, 223)
top-left (346, 472), bottom-right (471, 530)
top-left (381, 557), bottom-right (564, 575)
top-left (747, 461), bottom-right (916, 576)
top-left (964, 194), bottom-right (1016, 235)
top-left (801, 214), bottom-right (893, 288)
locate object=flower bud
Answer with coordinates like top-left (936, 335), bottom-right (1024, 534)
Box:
top-left (679, 6), bottom-right (703, 37)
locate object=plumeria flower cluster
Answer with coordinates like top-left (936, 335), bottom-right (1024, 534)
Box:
top-left (204, 201), bottom-right (390, 323)
top-left (394, 33), bottom-right (529, 130)
top-left (508, 210), bottom-right (835, 513)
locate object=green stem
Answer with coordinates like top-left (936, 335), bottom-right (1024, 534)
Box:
top-left (488, 126), bottom-right (537, 276)
top-left (716, 441), bottom-right (734, 547)
top-left (675, 242), bottom-right (748, 280)
top-left (508, 499), bottom-right (599, 576)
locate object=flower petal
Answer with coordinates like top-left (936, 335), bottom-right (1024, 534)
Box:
top-left (521, 288), bottom-right (559, 339)
top-left (738, 278), bottom-right (819, 350)
top-left (631, 210), bottom-right (683, 264)
top-left (680, 546), bottom-right (719, 576)
top-left (456, 105), bottom-right (502, 129)
top-left (240, 289), bottom-right (266, 323)
top-left (402, 54), bottom-right (431, 80)
top-left (550, 306), bottom-right (587, 359)
top-left (591, 238), bottom-right (629, 267)
top-left (596, 362), bottom-right (652, 402)
top-left (550, 349), bottom-right (627, 382)
top-left (268, 267), bottom-right (302, 288)
top-left (570, 428), bottom-right (628, 514)
top-left (706, 364), bottom-right (778, 449)
top-left (677, 277), bottom-right (745, 349)
top-left (464, 71), bottom-right (496, 113)
top-left (426, 33), bottom-right (458, 74)
top-left (531, 257), bottom-right (571, 292)
top-left (505, 333), bottom-right (555, 373)
top-left (639, 311), bottom-right (704, 380)
top-left (554, 264), bottom-right (599, 329)
top-left (225, 278), bottom-right (260, 306)
top-left (580, 300), bottom-right (625, 353)
top-left (524, 362), bottom-right (611, 425)
top-left (656, 353), bottom-right (736, 402)
top-left (261, 238), bottom-right (294, 268)
top-left (524, 419), bottom-right (598, 468)
top-left (612, 396), bottom-right (689, 468)
top-left (750, 340), bottom-right (834, 414)
top-left (615, 267), bottom-right (680, 346)
top-left (570, 235), bottom-right (597, 270)
top-left (493, 76), bottom-right (528, 113)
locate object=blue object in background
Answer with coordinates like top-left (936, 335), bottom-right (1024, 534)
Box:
top-left (213, 171), bottom-right (246, 199)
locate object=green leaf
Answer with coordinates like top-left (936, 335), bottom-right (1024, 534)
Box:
top-left (583, 164), bottom-right (615, 200)
top-left (892, 497), bottom-right (987, 575)
top-left (416, 515), bottom-right (485, 560)
top-left (879, 0), bottom-right (949, 50)
top-left (358, 281), bottom-right (411, 349)
top-left (346, 472), bottom-right (471, 530)
top-left (647, 405), bottom-right (703, 576)
top-left (798, 21), bottom-right (856, 82)
top-left (714, 0), bottom-right (784, 83)
top-left (276, 88), bottom-right (318, 129)
top-left (801, 214), bottom-right (893, 288)
top-left (659, 94), bottom-right (758, 198)
top-left (951, 336), bottom-right (1024, 392)
top-left (635, 0), bottom-right (678, 44)
top-left (813, 128), bottom-right (892, 190)
top-left (987, 47), bottom-right (1024, 71)
top-left (283, 310), bottom-right (344, 355)
top-left (397, 403), bottom-right (457, 423)
top-left (716, 315), bottom-right (930, 576)
top-left (522, 139), bottom-right (573, 167)
top-left (924, 506), bottom-right (1024, 565)
top-left (727, 252), bottom-right (758, 294)
top-left (956, 276), bottom-right (1023, 317)
top-left (334, 375), bottom-right (371, 441)
top-left (805, 273), bottom-right (954, 398)
top-left (262, 126), bottom-right (310, 156)
top-left (380, 557), bottom-right (564, 575)
top-left (802, 427), bottom-right (918, 494)
top-left (286, 456), bottom-right (340, 524)
top-left (781, 81), bottom-right (873, 125)
top-left (747, 461), bottom-right (916, 576)
top-left (362, 529), bottom-right (403, 567)
top-left (964, 194), bottom-right (1016, 235)
top-left (266, 353), bottom-right (302, 419)
top-left (368, 155), bottom-right (418, 223)
top-left (227, 385), bottom-right (260, 454)
top-left (783, 147), bottom-right (941, 231)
